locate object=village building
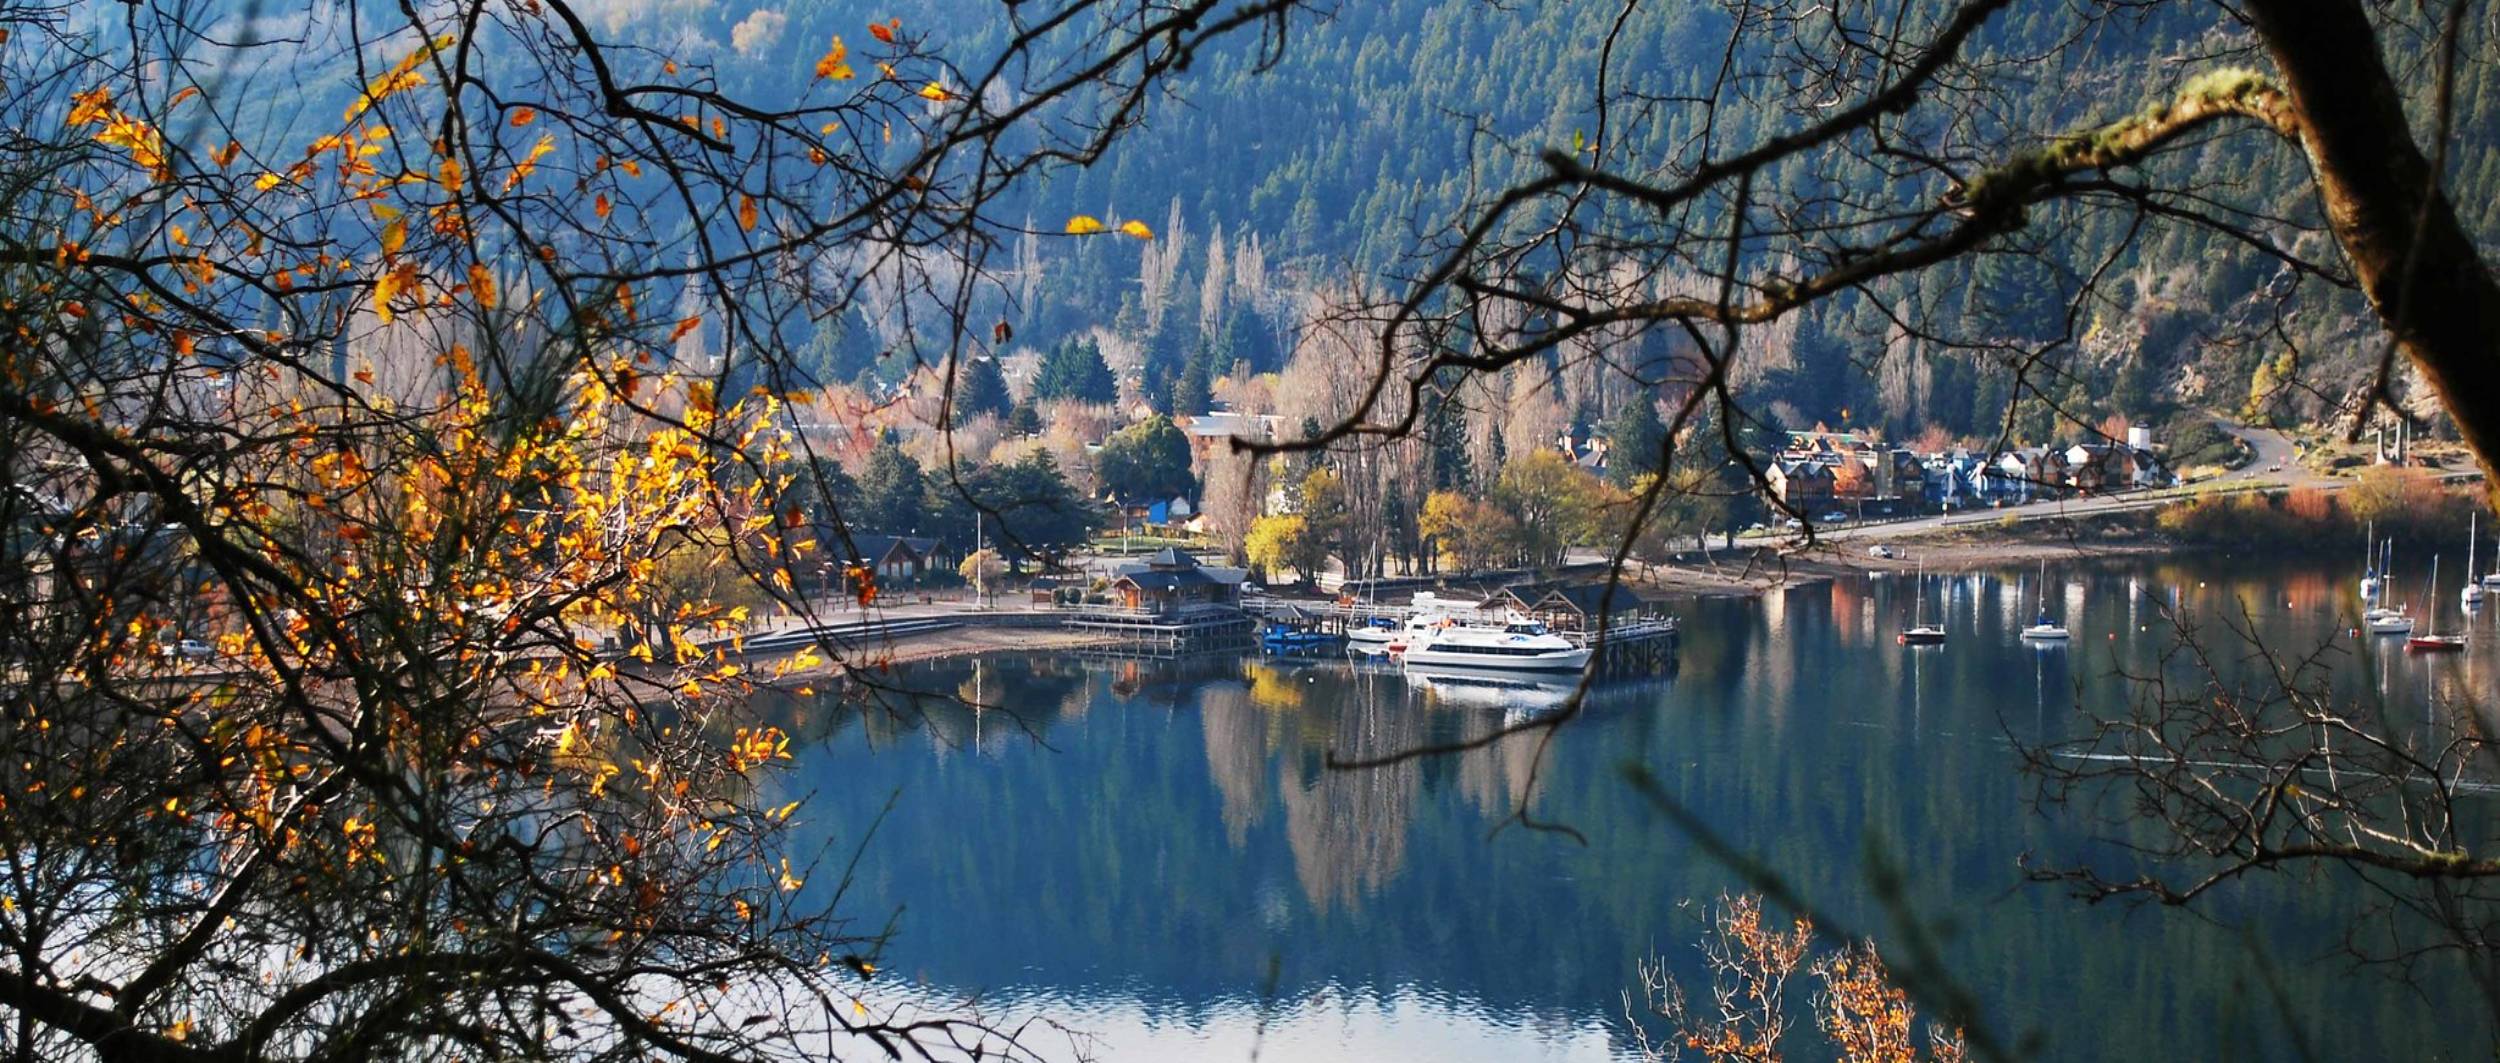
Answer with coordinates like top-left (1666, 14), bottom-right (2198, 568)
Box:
top-left (1106, 547), bottom-right (1248, 617)
top-left (1765, 459), bottom-right (1836, 509)
top-left (838, 533), bottom-right (946, 584)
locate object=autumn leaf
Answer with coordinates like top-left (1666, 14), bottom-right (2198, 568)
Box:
top-left (594, 193), bottom-right (612, 219)
top-left (510, 106), bottom-right (537, 127)
top-left (737, 195), bottom-right (758, 232)
top-left (1063, 215), bottom-right (1107, 235)
top-left (814, 36), bottom-right (854, 81)
top-left (380, 217), bottom-right (408, 255)
top-left (669, 316), bottom-right (703, 343)
top-left (918, 82), bottom-right (953, 102)
top-left (467, 263), bottom-right (497, 306)
top-left (1119, 219), bottom-right (1155, 240)
top-left (868, 18), bottom-right (898, 44)
top-left (502, 133), bottom-right (556, 192)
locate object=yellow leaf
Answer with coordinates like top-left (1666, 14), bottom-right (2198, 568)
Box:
top-left (380, 217), bottom-right (407, 255)
top-left (1119, 219), bottom-right (1155, 240)
top-left (254, 172), bottom-right (285, 192)
top-left (1063, 215), bottom-right (1107, 235)
top-left (918, 81), bottom-right (952, 102)
top-left (814, 36), bottom-right (854, 81)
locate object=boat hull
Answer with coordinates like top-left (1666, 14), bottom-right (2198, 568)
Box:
top-left (1897, 628), bottom-right (1946, 646)
top-left (2407, 635), bottom-right (2465, 653)
top-left (1399, 645), bottom-right (1591, 673)
top-left (2020, 626), bottom-right (2070, 641)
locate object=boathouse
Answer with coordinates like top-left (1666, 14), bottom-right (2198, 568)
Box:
top-left (1107, 548), bottom-right (1246, 616)
top-left (1491, 581), bottom-right (1666, 635)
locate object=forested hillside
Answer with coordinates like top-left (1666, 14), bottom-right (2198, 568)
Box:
top-left (202, 0), bottom-right (2500, 442)
top-left (599, 0), bottom-right (2489, 439)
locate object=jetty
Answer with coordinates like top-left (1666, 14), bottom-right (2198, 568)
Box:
top-left (1062, 548), bottom-right (1257, 655)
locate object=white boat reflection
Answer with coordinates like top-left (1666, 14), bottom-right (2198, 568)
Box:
top-left (1404, 663), bottom-right (1583, 716)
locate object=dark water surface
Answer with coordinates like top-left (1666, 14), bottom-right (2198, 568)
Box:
top-left (764, 554), bottom-right (2493, 1061)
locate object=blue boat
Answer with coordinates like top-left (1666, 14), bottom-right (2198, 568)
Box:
top-left (1260, 623), bottom-right (1346, 655)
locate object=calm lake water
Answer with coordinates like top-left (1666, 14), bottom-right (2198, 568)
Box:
top-left (761, 554), bottom-right (2494, 1061)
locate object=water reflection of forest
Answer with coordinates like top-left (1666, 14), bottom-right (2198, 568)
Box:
top-left (1199, 661), bottom-right (1660, 913)
top-left (772, 650), bottom-right (1678, 917)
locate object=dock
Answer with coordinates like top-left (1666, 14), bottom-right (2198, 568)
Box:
top-left (1062, 604), bottom-right (1257, 656)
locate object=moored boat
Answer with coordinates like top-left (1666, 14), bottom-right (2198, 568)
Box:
top-left (2018, 561), bottom-right (2069, 641)
top-left (1400, 620), bottom-right (1591, 673)
top-left (1899, 556), bottom-right (1946, 646)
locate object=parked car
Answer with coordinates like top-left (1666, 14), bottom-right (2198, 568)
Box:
top-left (1817, 511), bottom-right (1849, 524)
top-left (1781, 517), bottom-right (1804, 531)
top-left (159, 638), bottom-right (213, 661)
top-left (1868, 545), bottom-right (1896, 559)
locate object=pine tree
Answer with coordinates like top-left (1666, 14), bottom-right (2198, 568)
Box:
top-left (952, 355), bottom-right (1015, 425)
top-left (1031, 338), bottom-right (1116, 404)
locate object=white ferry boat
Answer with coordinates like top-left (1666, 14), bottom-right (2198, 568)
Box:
top-left (1399, 620), bottom-right (1592, 674)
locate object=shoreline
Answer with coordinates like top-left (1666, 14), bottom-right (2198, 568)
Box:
top-left (1630, 531), bottom-right (2183, 599)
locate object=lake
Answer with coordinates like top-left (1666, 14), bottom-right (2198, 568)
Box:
top-left (762, 554), bottom-right (2493, 1061)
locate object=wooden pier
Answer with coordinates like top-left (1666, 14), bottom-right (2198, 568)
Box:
top-left (1063, 604), bottom-right (1257, 656)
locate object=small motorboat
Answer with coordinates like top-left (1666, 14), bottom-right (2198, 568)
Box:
top-left (1897, 625), bottom-right (1947, 646)
top-left (2407, 633), bottom-right (2466, 653)
top-left (1345, 616), bottom-right (1401, 655)
top-left (2367, 609), bottom-right (2416, 635)
top-left (1259, 623), bottom-right (1345, 655)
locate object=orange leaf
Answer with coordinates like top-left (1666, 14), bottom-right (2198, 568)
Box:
top-left (510, 106), bottom-right (537, 126)
top-left (594, 193), bottom-right (612, 219)
top-left (670, 316), bottom-right (703, 343)
top-left (868, 19), bottom-right (898, 44)
top-left (814, 36), bottom-right (854, 81)
top-left (737, 195), bottom-right (758, 232)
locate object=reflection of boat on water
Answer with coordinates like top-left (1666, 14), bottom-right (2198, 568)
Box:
top-left (1400, 620), bottom-right (1591, 673)
top-left (1402, 663), bottom-right (1580, 713)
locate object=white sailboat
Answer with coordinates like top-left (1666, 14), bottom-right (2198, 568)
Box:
top-left (2360, 521), bottom-right (2382, 602)
top-left (2020, 560), bottom-right (2069, 641)
top-left (2467, 513), bottom-right (2488, 608)
top-left (2366, 538), bottom-right (2412, 633)
top-left (1898, 557), bottom-right (1945, 645)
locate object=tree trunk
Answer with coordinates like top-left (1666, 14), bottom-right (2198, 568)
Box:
top-left (2250, 0), bottom-right (2500, 484)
